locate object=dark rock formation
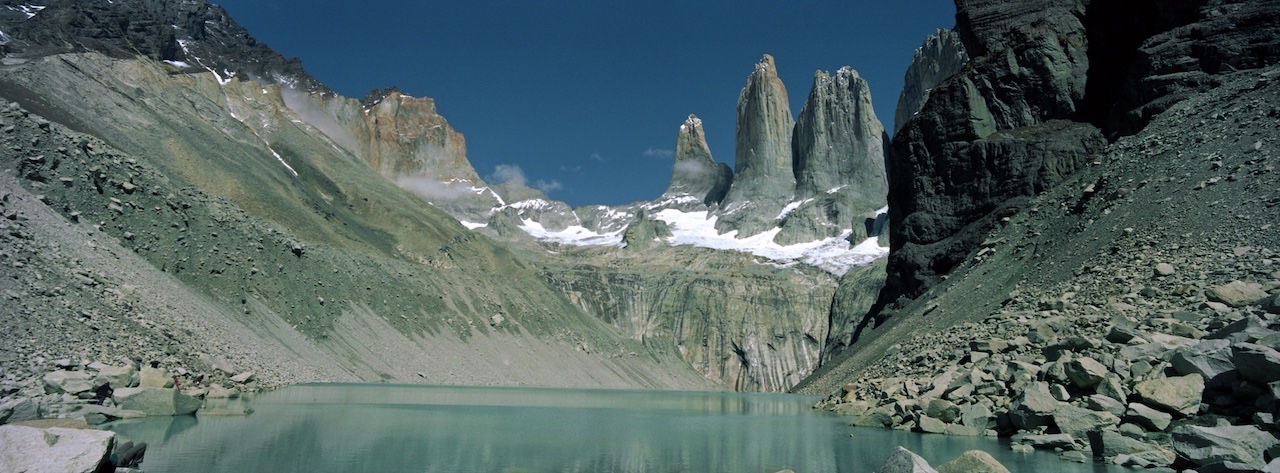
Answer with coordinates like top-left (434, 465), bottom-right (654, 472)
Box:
top-left (662, 114), bottom-right (732, 208)
top-left (0, 0), bottom-right (325, 93)
top-left (894, 29), bottom-right (968, 133)
top-left (881, 0), bottom-right (1280, 306)
top-left (716, 54), bottom-right (796, 237)
top-left (621, 211), bottom-right (672, 251)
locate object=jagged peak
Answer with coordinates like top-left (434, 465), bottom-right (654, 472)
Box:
top-left (754, 54), bottom-right (777, 74)
top-left (680, 114), bottom-right (703, 131)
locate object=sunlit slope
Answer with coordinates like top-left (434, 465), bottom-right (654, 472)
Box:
top-left (0, 52), bottom-right (712, 389)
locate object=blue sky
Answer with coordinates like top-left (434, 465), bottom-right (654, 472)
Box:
top-left (215, 1), bottom-right (957, 207)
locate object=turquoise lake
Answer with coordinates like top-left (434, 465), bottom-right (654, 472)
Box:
top-left (105, 384), bottom-right (1121, 472)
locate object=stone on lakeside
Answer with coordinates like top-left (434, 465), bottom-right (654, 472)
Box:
top-left (1008, 382), bottom-right (1060, 430)
top-left (42, 370), bottom-right (94, 395)
top-left (1170, 339), bottom-right (1237, 381)
top-left (935, 450), bottom-right (1010, 473)
top-left (1206, 280), bottom-right (1270, 307)
top-left (90, 364), bottom-right (138, 388)
top-left (1232, 342), bottom-right (1280, 385)
top-left (1053, 405), bottom-right (1119, 439)
top-left (229, 371), bottom-right (255, 384)
top-left (917, 415), bottom-right (948, 434)
top-left (874, 446), bottom-right (938, 473)
top-left (0, 398), bottom-right (41, 424)
top-left (958, 402), bottom-right (996, 431)
top-left (1154, 263), bottom-right (1176, 276)
top-left (1021, 433), bottom-right (1076, 450)
top-left (1133, 374), bottom-right (1204, 416)
top-left (1086, 429), bottom-right (1176, 467)
top-left (1106, 325), bottom-right (1145, 344)
top-left (1172, 423), bottom-right (1279, 470)
top-left (137, 366), bottom-right (172, 388)
top-left (0, 424), bottom-right (115, 473)
top-left (925, 399), bottom-right (960, 423)
top-left (206, 384), bottom-right (239, 399)
top-left (112, 387), bottom-right (201, 416)
top-left (1125, 402), bottom-right (1173, 431)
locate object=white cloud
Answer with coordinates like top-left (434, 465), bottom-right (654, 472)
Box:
top-left (489, 164), bottom-right (562, 196)
top-left (533, 179), bottom-right (563, 193)
top-left (643, 148), bottom-right (675, 159)
top-left (588, 152), bottom-right (606, 162)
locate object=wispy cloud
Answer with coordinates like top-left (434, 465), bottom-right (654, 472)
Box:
top-left (489, 164), bottom-right (563, 196)
top-left (643, 148), bottom-right (675, 159)
top-left (588, 152), bottom-right (606, 162)
top-left (560, 165), bottom-right (584, 174)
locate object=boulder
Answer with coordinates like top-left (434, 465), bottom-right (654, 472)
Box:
top-left (1124, 402), bottom-right (1173, 431)
top-left (1085, 395), bottom-right (1127, 417)
top-left (917, 415), bottom-right (948, 434)
top-left (1021, 433), bottom-right (1076, 449)
top-left (42, 370), bottom-right (94, 395)
top-left (875, 446), bottom-right (938, 473)
top-left (1053, 405), bottom-right (1119, 439)
top-left (958, 403), bottom-right (996, 431)
top-left (1206, 281), bottom-right (1270, 307)
top-left (1172, 423), bottom-right (1279, 470)
top-left (1263, 294), bottom-right (1280, 315)
top-left (935, 450), bottom-right (1009, 473)
top-left (1154, 263), bottom-right (1176, 277)
top-left (90, 364), bottom-right (137, 388)
top-left (1207, 315), bottom-right (1274, 343)
top-left (1086, 429), bottom-right (1176, 467)
top-left (0, 425), bottom-right (114, 473)
top-left (1133, 374), bottom-right (1204, 416)
top-left (925, 399), bottom-right (960, 423)
top-left (1008, 382), bottom-right (1061, 430)
top-left (205, 384), bottom-right (239, 399)
top-left (137, 367), bottom-right (172, 388)
top-left (1232, 342), bottom-right (1280, 384)
top-left (230, 371), bottom-right (255, 384)
top-left (1170, 339), bottom-right (1237, 381)
top-left (0, 398), bottom-right (41, 424)
top-left (1064, 356), bottom-right (1109, 389)
top-left (112, 387), bottom-right (201, 416)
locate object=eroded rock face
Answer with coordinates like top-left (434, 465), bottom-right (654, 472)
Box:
top-left (716, 54), bottom-right (796, 237)
top-left (894, 28), bottom-right (969, 133)
top-left (781, 67), bottom-right (888, 244)
top-left (879, 0), bottom-right (1280, 307)
top-left (663, 114), bottom-right (732, 207)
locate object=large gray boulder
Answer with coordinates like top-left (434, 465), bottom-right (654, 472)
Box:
top-left (1086, 429), bottom-right (1175, 467)
top-left (1133, 374), bottom-right (1204, 416)
top-left (1052, 404), bottom-right (1119, 438)
top-left (1172, 423), bottom-right (1280, 470)
top-left (935, 450), bottom-right (1008, 473)
top-left (0, 425), bottom-right (115, 473)
top-left (42, 370), bottom-right (94, 394)
top-left (1171, 339), bottom-right (1237, 381)
top-left (1232, 342), bottom-right (1280, 384)
top-left (875, 446), bottom-right (938, 473)
top-left (1064, 356), bottom-right (1109, 389)
top-left (113, 387), bottom-right (201, 416)
top-left (1206, 280), bottom-right (1270, 307)
top-left (1008, 382), bottom-right (1061, 430)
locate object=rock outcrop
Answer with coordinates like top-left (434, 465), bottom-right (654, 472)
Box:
top-left (0, 425), bottom-right (115, 473)
top-left (661, 114), bottom-right (732, 208)
top-left (894, 29), bottom-right (968, 133)
top-left (780, 66), bottom-right (888, 244)
top-left (881, 0), bottom-right (1280, 307)
top-left (716, 54), bottom-right (796, 237)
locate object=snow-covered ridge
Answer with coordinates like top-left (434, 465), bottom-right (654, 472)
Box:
top-left (8, 4), bottom-right (45, 19)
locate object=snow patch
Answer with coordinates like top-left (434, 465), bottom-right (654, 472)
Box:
top-left (651, 209), bottom-right (886, 276)
top-left (777, 199), bottom-right (813, 220)
top-left (518, 219), bottom-right (623, 247)
top-left (826, 185), bottom-right (847, 194)
top-left (9, 4), bottom-right (45, 19)
top-left (163, 60), bottom-right (192, 68)
top-left (268, 147), bottom-right (298, 177)
top-left (459, 221), bottom-right (488, 230)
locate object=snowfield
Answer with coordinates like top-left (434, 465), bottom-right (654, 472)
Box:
top-left (506, 204), bottom-right (887, 276)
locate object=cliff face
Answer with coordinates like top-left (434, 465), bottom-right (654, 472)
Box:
top-left (893, 29), bottom-right (968, 133)
top-left (880, 0), bottom-right (1280, 307)
top-left (662, 115), bottom-right (732, 208)
top-left (541, 248), bottom-right (839, 392)
top-left (715, 55), bottom-right (797, 237)
top-left (781, 67), bottom-right (888, 245)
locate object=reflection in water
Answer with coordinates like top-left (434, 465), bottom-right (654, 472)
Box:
top-left (106, 384), bottom-right (1120, 473)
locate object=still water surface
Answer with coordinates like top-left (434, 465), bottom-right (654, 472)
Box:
top-left (106, 384), bottom-right (1119, 472)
